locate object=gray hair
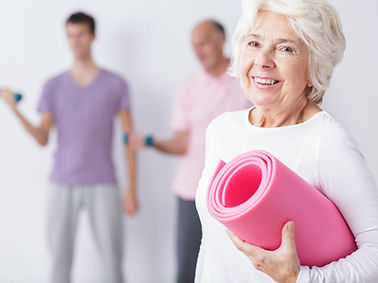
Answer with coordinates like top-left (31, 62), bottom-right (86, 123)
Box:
top-left (230, 0), bottom-right (346, 104)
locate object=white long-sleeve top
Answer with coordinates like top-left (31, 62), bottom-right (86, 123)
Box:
top-left (195, 108), bottom-right (378, 283)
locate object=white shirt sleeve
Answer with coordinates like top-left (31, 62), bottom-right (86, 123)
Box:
top-left (297, 123), bottom-right (378, 283)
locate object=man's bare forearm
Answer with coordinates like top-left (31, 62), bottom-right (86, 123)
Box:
top-left (12, 107), bottom-right (51, 146)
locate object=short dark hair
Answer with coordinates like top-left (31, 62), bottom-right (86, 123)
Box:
top-left (66, 12), bottom-right (96, 34)
top-left (211, 20), bottom-right (225, 35)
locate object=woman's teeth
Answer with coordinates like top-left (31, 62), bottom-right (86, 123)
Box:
top-left (254, 77), bottom-right (279, 85)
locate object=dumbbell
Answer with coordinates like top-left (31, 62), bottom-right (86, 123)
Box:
top-left (14, 93), bottom-right (22, 102)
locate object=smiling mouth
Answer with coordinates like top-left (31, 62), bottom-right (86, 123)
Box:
top-left (253, 77), bottom-right (280, 85)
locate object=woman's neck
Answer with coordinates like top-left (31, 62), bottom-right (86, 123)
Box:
top-left (250, 97), bottom-right (321, 128)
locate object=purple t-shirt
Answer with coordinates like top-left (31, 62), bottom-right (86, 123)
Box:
top-left (38, 69), bottom-right (130, 185)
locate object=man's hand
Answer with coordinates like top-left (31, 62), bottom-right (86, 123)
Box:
top-left (128, 133), bottom-right (147, 151)
top-left (122, 185), bottom-right (139, 216)
top-left (0, 88), bottom-right (17, 110)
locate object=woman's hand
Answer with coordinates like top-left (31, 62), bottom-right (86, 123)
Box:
top-left (227, 221), bottom-right (300, 283)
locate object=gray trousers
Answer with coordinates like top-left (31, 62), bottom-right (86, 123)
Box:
top-left (47, 183), bottom-right (124, 283)
top-left (176, 197), bottom-right (202, 283)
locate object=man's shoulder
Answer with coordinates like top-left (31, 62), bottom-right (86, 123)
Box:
top-left (100, 68), bottom-right (128, 86)
top-left (179, 71), bottom-right (203, 86)
top-left (44, 71), bottom-right (67, 86)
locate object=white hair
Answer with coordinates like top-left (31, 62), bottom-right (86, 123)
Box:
top-left (230, 0), bottom-right (346, 104)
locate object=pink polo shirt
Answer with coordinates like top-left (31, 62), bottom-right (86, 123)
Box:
top-left (171, 70), bottom-right (252, 200)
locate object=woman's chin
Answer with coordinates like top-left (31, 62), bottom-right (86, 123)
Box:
top-left (246, 94), bottom-right (277, 109)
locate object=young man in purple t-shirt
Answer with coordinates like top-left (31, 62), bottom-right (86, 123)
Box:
top-left (0, 12), bottom-right (137, 283)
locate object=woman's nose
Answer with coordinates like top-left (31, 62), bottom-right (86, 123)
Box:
top-left (254, 50), bottom-right (275, 69)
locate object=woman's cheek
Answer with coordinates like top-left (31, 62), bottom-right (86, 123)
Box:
top-left (240, 57), bottom-right (254, 89)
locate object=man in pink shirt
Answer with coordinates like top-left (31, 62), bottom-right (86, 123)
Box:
top-left (130, 19), bottom-right (252, 283)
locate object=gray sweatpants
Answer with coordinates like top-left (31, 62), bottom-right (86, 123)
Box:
top-left (47, 183), bottom-right (124, 283)
top-left (176, 197), bottom-right (202, 283)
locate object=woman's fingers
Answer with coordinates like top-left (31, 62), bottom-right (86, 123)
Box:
top-left (226, 229), bottom-right (243, 249)
top-left (227, 222), bottom-right (300, 283)
top-left (281, 221), bottom-right (296, 250)
top-left (226, 229), bottom-right (265, 258)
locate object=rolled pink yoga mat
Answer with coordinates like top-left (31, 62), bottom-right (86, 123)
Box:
top-left (207, 150), bottom-right (356, 267)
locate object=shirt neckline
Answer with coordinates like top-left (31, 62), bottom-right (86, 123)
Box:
top-left (199, 68), bottom-right (230, 83)
top-left (243, 106), bottom-right (327, 131)
top-left (65, 68), bottom-right (104, 90)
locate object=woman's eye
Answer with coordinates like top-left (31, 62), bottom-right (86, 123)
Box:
top-left (280, 46), bottom-right (294, 53)
top-left (248, 41), bottom-right (260, 48)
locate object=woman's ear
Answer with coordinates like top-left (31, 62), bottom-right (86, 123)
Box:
top-left (307, 81), bottom-right (313, 87)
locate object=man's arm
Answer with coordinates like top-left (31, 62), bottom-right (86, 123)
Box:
top-left (119, 109), bottom-right (138, 216)
top-left (152, 131), bottom-right (189, 155)
top-left (0, 89), bottom-right (53, 146)
top-left (129, 130), bottom-right (189, 155)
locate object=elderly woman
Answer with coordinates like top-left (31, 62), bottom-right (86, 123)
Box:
top-left (194, 0), bottom-right (378, 282)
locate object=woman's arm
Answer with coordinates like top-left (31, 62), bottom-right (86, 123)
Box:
top-left (296, 124), bottom-right (378, 282)
top-left (227, 123), bottom-right (378, 283)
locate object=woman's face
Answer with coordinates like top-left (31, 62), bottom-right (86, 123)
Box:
top-left (240, 11), bottom-right (311, 111)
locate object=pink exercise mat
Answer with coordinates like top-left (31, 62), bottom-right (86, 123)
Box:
top-left (207, 150), bottom-right (356, 267)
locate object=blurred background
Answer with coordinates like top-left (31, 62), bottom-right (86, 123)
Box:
top-left (0, 0), bottom-right (377, 282)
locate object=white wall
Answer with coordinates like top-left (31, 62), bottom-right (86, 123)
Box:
top-left (0, 0), bottom-right (376, 282)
